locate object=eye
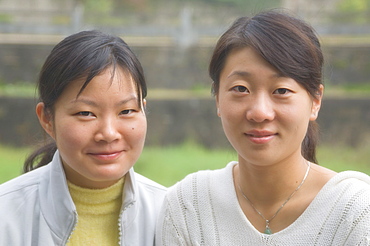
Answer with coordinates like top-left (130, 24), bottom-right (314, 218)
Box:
top-left (120, 109), bottom-right (134, 115)
top-left (274, 88), bottom-right (292, 95)
top-left (232, 86), bottom-right (249, 93)
top-left (76, 111), bottom-right (94, 117)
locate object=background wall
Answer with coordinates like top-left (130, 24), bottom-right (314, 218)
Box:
top-left (1, 96), bottom-right (369, 150)
top-left (0, 0), bottom-right (369, 150)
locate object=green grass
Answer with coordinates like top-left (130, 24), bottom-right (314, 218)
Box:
top-left (0, 142), bottom-right (369, 187)
top-left (135, 141), bottom-right (237, 186)
top-left (0, 145), bottom-right (31, 183)
top-left (317, 144), bottom-right (370, 174)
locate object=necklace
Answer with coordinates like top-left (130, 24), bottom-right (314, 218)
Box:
top-left (238, 162), bottom-right (311, 235)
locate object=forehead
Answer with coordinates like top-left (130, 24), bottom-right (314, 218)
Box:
top-left (61, 67), bottom-right (138, 101)
top-left (221, 47), bottom-right (278, 78)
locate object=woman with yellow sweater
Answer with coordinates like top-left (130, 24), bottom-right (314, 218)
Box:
top-left (0, 30), bottom-right (166, 245)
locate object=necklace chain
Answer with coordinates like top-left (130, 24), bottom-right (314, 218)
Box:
top-left (238, 162), bottom-right (311, 234)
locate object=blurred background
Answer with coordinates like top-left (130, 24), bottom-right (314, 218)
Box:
top-left (0, 0), bottom-right (369, 186)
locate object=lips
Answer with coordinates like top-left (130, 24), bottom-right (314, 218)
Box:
top-left (88, 150), bottom-right (124, 161)
top-left (245, 130), bottom-right (277, 144)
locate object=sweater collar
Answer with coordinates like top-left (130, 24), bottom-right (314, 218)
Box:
top-left (67, 178), bottom-right (124, 215)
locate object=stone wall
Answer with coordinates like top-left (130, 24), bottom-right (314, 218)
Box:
top-left (0, 43), bottom-right (369, 87)
top-left (0, 43), bottom-right (369, 149)
top-left (0, 96), bottom-right (369, 149)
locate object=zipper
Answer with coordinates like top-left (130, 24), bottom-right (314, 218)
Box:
top-left (64, 203), bottom-right (135, 245)
top-left (64, 210), bottom-right (78, 245)
top-left (118, 202), bottom-right (135, 245)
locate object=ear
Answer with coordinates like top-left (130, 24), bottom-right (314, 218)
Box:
top-left (142, 99), bottom-right (147, 112)
top-left (36, 102), bottom-right (55, 139)
top-left (143, 99), bottom-right (147, 108)
top-left (215, 95), bottom-right (220, 117)
top-left (310, 84), bottom-right (324, 121)
top-left (212, 81), bottom-right (221, 117)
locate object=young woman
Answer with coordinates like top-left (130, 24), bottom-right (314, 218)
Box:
top-left (0, 30), bottom-right (166, 245)
top-left (156, 10), bottom-right (370, 245)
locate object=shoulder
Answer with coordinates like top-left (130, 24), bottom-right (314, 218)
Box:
top-left (334, 171), bottom-right (370, 207)
top-left (134, 172), bottom-right (167, 203)
top-left (170, 162), bottom-right (234, 187)
top-left (156, 162), bottom-right (238, 244)
top-left (0, 166), bottom-right (49, 223)
top-left (327, 171), bottom-right (370, 192)
top-left (0, 165), bottom-right (49, 198)
top-left (135, 172), bottom-right (167, 192)
top-left (321, 171), bottom-right (370, 241)
top-left (318, 171), bottom-right (370, 221)
top-left (166, 161), bottom-right (236, 202)
top-left (320, 171), bottom-right (370, 203)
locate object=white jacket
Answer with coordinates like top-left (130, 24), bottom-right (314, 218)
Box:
top-left (0, 150), bottom-right (167, 246)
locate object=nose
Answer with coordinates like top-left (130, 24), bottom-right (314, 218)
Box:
top-left (246, 94), bottom-right (275, 123)
top-left (94, 118), bottom-right (121, 143)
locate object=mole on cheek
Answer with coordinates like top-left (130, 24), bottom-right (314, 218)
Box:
top-left (132, 128), bottom-right (134, 130)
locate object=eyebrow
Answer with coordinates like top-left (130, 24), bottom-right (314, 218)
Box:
top-left (70, 95), bottom-right (138, 107)
top-left (227, 70), bottom-right (250, 79)
top-left (227, 70), bottom-right (284, 79)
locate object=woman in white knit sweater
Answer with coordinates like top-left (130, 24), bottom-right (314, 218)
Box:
top-left (156, 10), bottom-right (370, 246)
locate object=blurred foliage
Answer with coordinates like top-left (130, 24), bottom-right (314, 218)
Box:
top-left (0, 14), bottom-right (12, 23)
top-left (57, 0), bottom-right (370, 26)
top-left (338, 0), bottom-right (369, 12)
top-left (73, 0), bottom-right (281, 25)
top-left (0, 81), bottom-right (37, 98)
top-left (336, 0), bottom-right (370, 23)
top-left (85, 0), bottom-right (113, 13)
top-left (1, 82), bottom-right (369, 99)
top-left (180, 0), bottom-right (279, 9)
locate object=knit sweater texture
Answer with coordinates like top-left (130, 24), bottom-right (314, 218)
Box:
top-left (66, 178), bottom-right (124, 245)
top-left (156, 162), bottom-right (370, 246)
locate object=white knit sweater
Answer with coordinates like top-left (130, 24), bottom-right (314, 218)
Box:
top-left (156, 162), bottom-right (370, 246)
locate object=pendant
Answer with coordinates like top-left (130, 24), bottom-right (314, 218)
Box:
top-left (264, 221), bottom-right (272, 234)
top-left (264, 226), bottom-right (272, 235)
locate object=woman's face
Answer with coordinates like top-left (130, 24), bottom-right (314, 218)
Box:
top-left (216, 47), bottom-right (322, 167)
top-left (37, 67), bottom-right (147, 188)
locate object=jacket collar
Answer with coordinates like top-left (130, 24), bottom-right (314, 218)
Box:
top-left (39, 150), bottom-right (76, 242)
top-left (122, 167), bottom-right (137, 208)
top-left (39, 150), bottom-right (138, 243)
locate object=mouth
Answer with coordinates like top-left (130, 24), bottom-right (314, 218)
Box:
top-left (88, 150), bottom-right (124, 161)
top-left (244, 130), bottom-right (277, 144)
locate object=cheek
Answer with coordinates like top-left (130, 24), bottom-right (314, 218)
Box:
top-left (281, 101), bottom-right (312, 121)
top-left (219, 95), bottom-right (238, 116)
top-left (280, 105), bottom-right (311, 138)
top-left (130, 126), bottom-right (146, 142)
top-left (220, 103), bottom-right (244, 126)
top-left (54, 120), bottom-right (90, 148)
top-left (127, 118), bottom-right (147, 144)
top-left (219, 107), bottom-right (244, 141)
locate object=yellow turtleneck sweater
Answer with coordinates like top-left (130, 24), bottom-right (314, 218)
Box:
top-left (66, 178), bottom-right (124, 245)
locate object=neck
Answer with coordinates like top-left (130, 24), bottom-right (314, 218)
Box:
top-left (236, 157), bottom-right (309, 204)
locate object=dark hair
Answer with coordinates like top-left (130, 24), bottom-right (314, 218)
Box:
top-left (209, 10), bottom-right (323, 163)
top-left (24, 30), bottom-right (147, 172)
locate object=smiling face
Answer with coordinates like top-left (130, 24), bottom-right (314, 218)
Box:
top-left (217, 47), bottom-right (322, 167)
top-left (37, 67), bottom-right (147, 188)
